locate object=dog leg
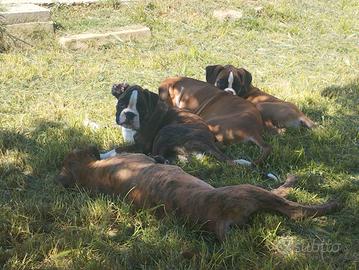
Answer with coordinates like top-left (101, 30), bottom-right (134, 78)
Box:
top-left (215, 184), bottom-right (339, 239)
top-left (271, 174), bottom-right (298, 197)
top-left (151, 155), bottom-right (170, 164)
top-left (299, 116), bottom-right (317, 129)
top-left (101, 144), bottom-right (142, 160)
top-left (248, 135), bottom-right (272, 165)
top-left (264, 120), bottom-right (286, 135)
top-left (253, 185), bottom-right (338, 220)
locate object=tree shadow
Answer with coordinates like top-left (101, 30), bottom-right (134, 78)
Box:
top-left (1, 82), bottom-right (358, 268)
top-left (265, 78), bottom-right (359, 175)
top-left (321, 78), bottom-right (359, 110)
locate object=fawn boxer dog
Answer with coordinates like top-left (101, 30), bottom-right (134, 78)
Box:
top-left (100, 83), bottom-right (252, 166)
top-left (205, 65), bottom-right (316, 133)
top-left (57, 147), bottom-right (339, 241)
top-left (158, 77), bottom-right (271, 165)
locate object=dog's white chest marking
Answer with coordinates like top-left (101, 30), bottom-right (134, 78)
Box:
top-left (224, 71), bottom-right (236, 95)
top-left (122, 126), bottom-right (136, 143)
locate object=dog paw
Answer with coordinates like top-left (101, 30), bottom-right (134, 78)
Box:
top-left (152, 155), bottom-right (170, 164)
top-left (233, 159), bottom-right (252, 166)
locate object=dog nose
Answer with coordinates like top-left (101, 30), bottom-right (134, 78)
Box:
top-left (125, 111), bottom-right (136, 120)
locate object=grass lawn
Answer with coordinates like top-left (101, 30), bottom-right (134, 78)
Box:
top-left (1, 0), bottom-right (358, 269)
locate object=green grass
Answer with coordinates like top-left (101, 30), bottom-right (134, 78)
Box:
top-left (1, 0), bottom-right (359, 269)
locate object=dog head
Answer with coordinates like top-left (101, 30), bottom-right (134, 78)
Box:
top-left (56, 146), bottom-right (100, 188)
top-left (205, 65), bottom-right (252, 97)
top-left (112, 83), bottom-right (160, 131)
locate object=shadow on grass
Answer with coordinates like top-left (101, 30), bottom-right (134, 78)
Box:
top-left (0, 94), bottom-right (357, 268)
top-left (0, 120), bottom-right (217, 267)
top-left (321, 77), bottom-right (359, 110)
top-left (266, 78), bottom-right (359, 175)
top-left (0, 120), bottom-right (100, 178)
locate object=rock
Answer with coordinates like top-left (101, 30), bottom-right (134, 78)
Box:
top-left (0, 4), bottom-right (50, 25)
top-left (6, 21), bottom-right (54, 34)
top-left (213, 9), bottom-right (243, 21)
top-left (254, 6), bottom-right (264, 15)
top-left (59, 25), bottom-right (151, 50)
top-left (0, 0), bottom-right (134, 5)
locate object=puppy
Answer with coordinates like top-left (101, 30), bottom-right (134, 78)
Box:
top-left (158, 77), bottom-right (271, 165)
top-left (101, 83), bottom-right (248, 166)
top-left (57, 147), bottom-right (339, 241)
top-left (206, 65), bottom-right (316, 133)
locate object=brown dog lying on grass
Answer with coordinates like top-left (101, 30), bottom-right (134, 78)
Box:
top-left (57, 147), bottom-right (339, 241)
top-left (205, 64), bottom-right (317, 133)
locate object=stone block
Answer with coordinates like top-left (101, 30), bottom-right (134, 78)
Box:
top-left (0, 0), bottom-right (134, 5)
top-left (6, 21), bottom-right (54, 34)
top-left (59, 25), bottom-right (151, 50)
top-left (0, 4), bottom-right (50, 25)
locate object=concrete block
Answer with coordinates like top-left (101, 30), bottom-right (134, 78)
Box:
top-left (0, 0), bottom-right (134, 5)
top-left (213, 9), bottom-right (243, 21)
top-left (59, 25), bottom-right (151, 50)
top-left (6, 21), bottom-right (54, 34)
top-left (0, 4), bottom-right (50, 24)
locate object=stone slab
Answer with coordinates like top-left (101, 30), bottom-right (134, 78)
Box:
top-left (0, 0), bottom-right (134, 5)
top-left (0, 4), bottom-right (50, 24)
top-left (213, 9), bottom-right (243, 21)
top-left (6, 21), bottom-right (54, 33)
top-left (59, 25), bottom-right (151, 49)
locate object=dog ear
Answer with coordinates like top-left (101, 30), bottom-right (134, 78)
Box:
top-left (56, 168), bottom-right (75, 188)
top-left (141, 88), bottom-right (160, 115)
top-left (158, 84), bottom-right (169, 101)
top-left (206, 65), bottom-right (224, 85)
top-left (112, 83), bottom-right (129, 98)
top-left (236, 68), bottom-right (252, 93)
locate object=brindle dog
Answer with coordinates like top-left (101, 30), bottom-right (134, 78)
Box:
top-left (57, 147), bottom-right (339, 241)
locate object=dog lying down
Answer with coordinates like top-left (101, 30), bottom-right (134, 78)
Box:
top-left (57, 147), bottom-right (339, 241)
top-left (103, 83), bottom-right (277, 180)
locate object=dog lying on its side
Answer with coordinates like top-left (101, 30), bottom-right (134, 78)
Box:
top-left (158, 77), bottom-right (271, 165)
top-left (205, 64), bottom-right (316, 133)
top-left (57, 147), bottom-right (339, 241)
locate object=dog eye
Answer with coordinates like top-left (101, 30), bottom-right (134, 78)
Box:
top-left (117, 102), bottom-right (127, 109)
